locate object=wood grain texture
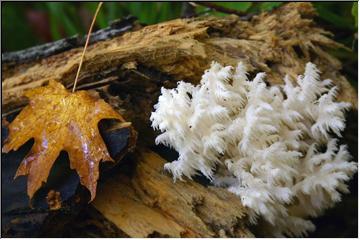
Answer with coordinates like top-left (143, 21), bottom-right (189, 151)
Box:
top-left (2, 2), bottom-right (357, 237)
top-left (2, 3), bottom-right (357, 115)
top-left (93, 150), bottom-right (253, 238)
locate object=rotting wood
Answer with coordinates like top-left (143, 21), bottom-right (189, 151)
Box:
top-left (93, 150), bottom-right (253, 238)
top-left (1, 2), bottom-right (357, 237)
top-left (2, 2), bottom-right (357, 116)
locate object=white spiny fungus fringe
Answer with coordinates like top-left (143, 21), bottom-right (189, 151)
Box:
top-left (150, 62), bottom-right (357, 237)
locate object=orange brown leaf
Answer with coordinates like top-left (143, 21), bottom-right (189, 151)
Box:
top-left (2, 80), bottom-right (128, 201)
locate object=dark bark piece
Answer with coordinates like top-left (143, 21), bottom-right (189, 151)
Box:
top-left (1, 117), bottom-right (136, 237)
top-left (55, 205), bottom-right (130, 237)
top-left (2, 16), bottom-right (138, 65)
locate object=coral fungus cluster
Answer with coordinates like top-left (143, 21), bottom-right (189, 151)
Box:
top-left (150, 62), bottom-right (357, 236)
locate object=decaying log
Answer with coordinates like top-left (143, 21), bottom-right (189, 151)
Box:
top-left (2, 2), bottom-right (357, 237)
top-left (93, 150), bottom-right (253, 238)
top-left (2, 2), bottom-right (357, 116)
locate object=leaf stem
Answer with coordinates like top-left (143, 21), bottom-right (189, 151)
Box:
top-left (190, 2), bottom-right (246, 16)
top-left (72, 2), bottom-right (103, 92)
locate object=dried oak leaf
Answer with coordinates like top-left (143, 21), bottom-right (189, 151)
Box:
top-left (2, 80), bottom-right (128, 201)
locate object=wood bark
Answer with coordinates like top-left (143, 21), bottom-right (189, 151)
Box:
top-left (2, 16), bottom-right (138, 65)
top-left (2, 2), bottom-right (357, 237)
top-left (93, 150), bottom-right (253, 237)
top-left (2, 2), bottom-right (357, 116)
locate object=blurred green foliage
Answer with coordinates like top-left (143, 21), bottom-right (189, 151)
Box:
top-left (2, 2), bottom-right (185, 51)
top-left (2, 2), bottom-right (357, 52)
top-left (2, 2), bottom-right (357, 86)
top-left (194, 2), bottom-right (283, 18)
top-left (352, 3), bottom-right (358, 27)
top-left (1, 1), bottom-right (357, 88)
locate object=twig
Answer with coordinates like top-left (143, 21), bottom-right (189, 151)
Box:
top-left (67, 76), bottom-right (118, 90)
top-left (190, 2), bottom-right (246, 16)
top-left (72, 2), bottom-right (103, 92)
top-left (2, 107), bottom-right (23, 118)
top-left (181, 2), bottom-right (197, 18)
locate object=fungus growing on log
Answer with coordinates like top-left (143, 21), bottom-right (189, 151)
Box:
top-left (150, 62), bottom-right (357, 237)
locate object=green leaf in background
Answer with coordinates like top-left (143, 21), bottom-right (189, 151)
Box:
top-left (2, 3), bottom-right (38, 51)
top-left (352, 3), bottom-right (358, 27)
top-left (125, 2), bottom-right (182, 24)
top-left (46, 2), bottom-right (82, 39)
top-left (158, 2), bottom-right (183, 23)
top-left (127, 2), bottom-right (156, 24)
top-left (84, 2), bottom-right (108, 29)
top-left (194, 2), bottom-right (252, 17)
top-left (313, 3), bottom-right (354, 30)
top-left (259, 2), bottom-right (283, 11)
top-left (215, 2), bottom-right (253, 12)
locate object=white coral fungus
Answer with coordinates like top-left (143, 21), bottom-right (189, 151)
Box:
top-left (150, 62), bottom-right (357, 237)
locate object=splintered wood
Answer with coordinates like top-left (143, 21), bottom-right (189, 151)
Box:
top-left (2, 2), bottom-right (357, 115)
top-left (93, 151), bottom-right (253, 238)
top-left (2, 2), bottom-right (357, 238)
